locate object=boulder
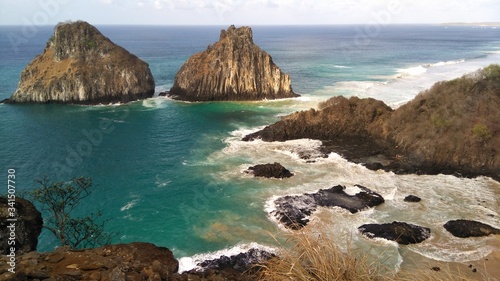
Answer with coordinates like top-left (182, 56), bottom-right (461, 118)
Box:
top-left (0, 197), bottom-right (43, 255)
top-left (404, 195), bottom-right (422, 203)
top-left (272, 185), bottom-right (384, 229)
top-left (169, 25), bottom-right (299, 101)
top-left (359, 221), bottom-right (431, 245)
top-left (5, 21), bottom-right (155, 104)
top-left (443, 220), bottom-right (500, 238)
top-left (247, 162), bottom-right (293, 178)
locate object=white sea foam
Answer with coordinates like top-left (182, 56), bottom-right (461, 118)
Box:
top-left (316, 52), bottom-right (500, 108)
top-left (177, 242), bottom-right (277, 273)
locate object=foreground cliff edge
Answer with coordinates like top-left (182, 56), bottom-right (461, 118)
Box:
top-left (3, 21), bottom-right (155, 105)
top-left (168, 25), bottom-right (299, 101)
top-left (244, 65), bottom-right (500, 181)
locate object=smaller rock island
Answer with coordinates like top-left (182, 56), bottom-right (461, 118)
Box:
top-left (169, 25), bottom-right (299, 101)
top-left (5, 21), bottom-right (155, 105)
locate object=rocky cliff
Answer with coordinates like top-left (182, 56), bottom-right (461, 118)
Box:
top-left (5, 21), bottom-right (155, 104)
top-left (244, 65), bottom-right (500, 180)
top-left (0, 197), bottom-right (43, 255)
top-left (169, 25), bottom-right (299, 101)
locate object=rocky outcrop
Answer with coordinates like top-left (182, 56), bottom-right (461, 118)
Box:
top-left (272, 185), bottom-right (385, 229)
top-left (444, 220), bottom-right (500, 238)
top-left (169, 25), bottom-right (299, 101)
top-left (5, 21), bottom-right (154, 104)
top-left (0, 242), bottom-right (178, 281)
top-left (247, 162), bottom-right (293, 178)
top-left (0, 197), bottom-right (43, 255)
top-left (173, 249), bottom-right (274, 280)
top-left (359, 221), bottom-right (431, 245)
top-left (244, 65), bottom-right (500, 180)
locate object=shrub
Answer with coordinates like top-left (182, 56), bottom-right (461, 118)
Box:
top-left (30, 177), bottom-right (112, 249)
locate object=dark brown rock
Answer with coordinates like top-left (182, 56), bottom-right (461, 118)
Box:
top-left (1, 242), bottom-right (178, 281)
top-left (359, 221), bottom-right (431, 245)
top-left (248, 162), bottom-right (293, 178)
top-left (443, 220), bottom-right (500, 238)
top-left (169, 25), bottom-right (298, 101)
top-left (0, 197), bottom-right (43, 255)
top-left (404, 195), bottom-right (422, 202)
top-left (6, 21), bottom-right (155, 104)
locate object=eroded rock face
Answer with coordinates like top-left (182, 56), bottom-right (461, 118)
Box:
top-left (0, 197), bottom-right (43, 255)
top-left (0, 242), bottom-right (178, 281)
top-left (247, 162), bottom-right (293, 178)
top-left (6, 21), bottom-right (155, 104)
top-left (444, 220), bottom-right (500, 238)
top-left (169, 25), bottom-right (299, 101)
top-left (272, 185), bottom-right (385, 229)
top-left (359, 221), bottom-right (431, 245)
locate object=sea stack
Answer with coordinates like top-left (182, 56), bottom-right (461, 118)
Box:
top-left (6, 21), bottom-right (155, 104)
top-left (169, 25), bottom-right (299, 101)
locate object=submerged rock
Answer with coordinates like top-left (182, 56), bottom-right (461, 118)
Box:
top-left (169, 25), bottom-right (299, 101)
top-left (247, 162), bottom-right (293, 178)
top-left (6, 21), bottom-right (155, 104)
top-left (0, 197), bottom-right (43, 255)
top-left (359, 221), bottom-right (431, 245)
top-left (272, 185), bottom-right (385, 229)
top-left (443, 220), bottom-right (500, 238)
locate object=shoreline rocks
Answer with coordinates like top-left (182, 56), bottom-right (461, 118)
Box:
top-left (5, 21), bottom-right (155, 105)
top-left (0, 242), bottom-right (178, 281)
top-left (243, 66), bottom-right (500, 181)
top-left (169, 25), bottom-right (299, 101)
top-left (272, 185), bottom-right (385, 229)
top-left (444, 220), bottom-right (500, 238)
top-left (247, 162), bottom-right (293, 178)
top-left (359, 221), bottom-right (431, 245)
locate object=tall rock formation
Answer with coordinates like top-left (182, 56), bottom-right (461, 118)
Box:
top-left (169, 25), bottom-right (299, 101)
top-left (6, 21), bottom-right (155, 104)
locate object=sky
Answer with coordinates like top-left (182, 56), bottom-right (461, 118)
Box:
top-left (1, 0), bottom-right (500, 26)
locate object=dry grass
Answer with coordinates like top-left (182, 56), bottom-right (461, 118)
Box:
top-left (255, 229), bottom-right (494, 281)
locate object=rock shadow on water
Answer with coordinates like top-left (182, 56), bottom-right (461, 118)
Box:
top-left (271, 185), bottom-right (385, 230)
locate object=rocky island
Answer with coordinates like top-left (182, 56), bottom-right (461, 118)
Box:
top-left (4, 21), bottom-right (155, 105)
top-left (244, 65), bottom-right (500, 181)
top-left (168, 25), bottom-right (299, 101)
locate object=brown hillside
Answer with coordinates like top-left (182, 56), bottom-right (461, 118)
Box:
top-left (244, 65), bottom-right (500, 180)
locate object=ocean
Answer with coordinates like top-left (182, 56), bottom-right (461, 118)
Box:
top-left (1, 25), bottom-right (499, 273)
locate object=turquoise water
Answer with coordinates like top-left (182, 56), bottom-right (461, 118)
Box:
top-left (1, 25), bottom-right (500, 269)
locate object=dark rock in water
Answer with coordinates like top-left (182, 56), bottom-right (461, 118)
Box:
top-left (273, 194), bottom-right (317, 229)
top-left (359, 221), bottom-right (431, 245)
top-left (312, 185), bottom-right (385, 213)
top-left (6, 21), bottom-right (154, 104)
top-left (198, 248), bottom-right (275, 272)
top-left (0, 197), bottom-right (43, 255)
top-left (169, 25), bottom-right (299, 101)
top-left (404, 195), bottom-right (422, 202)
top-left (272, 185), bottom-right (384, 229)
top-left (158, 91), bottom-right (169, 96)
top-left (174, 249), bottom-right (274, 281)
top-left (364, 162), bottom-right (384, 171)
top-left (443, 220), bottom-right (500, 238)
top-left (248, 162), bottom-right (293, 178)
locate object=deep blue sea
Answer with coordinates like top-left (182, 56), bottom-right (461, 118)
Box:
top-left (1, 25), bottom-right (500, 272)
